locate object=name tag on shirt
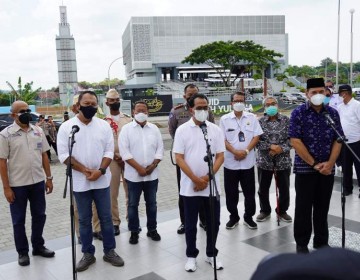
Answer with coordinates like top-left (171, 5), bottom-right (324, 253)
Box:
top-left (36, 142), bottom-right (42, 150)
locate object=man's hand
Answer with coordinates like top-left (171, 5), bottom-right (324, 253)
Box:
top-left (137, 167), bottom-right (148, 177)
top-left (4, 188), bottom-right (15, 203)
top-left (85, 169), bottom-right (102, 181)
top-left (145, 164), bottom-right (156, 176)
top-left (193, 176), bottom-right (208, 192)
top-left (234, 150), bottom-right (247, 161)
top-left (270, 144), bottom-right (283, 155)
top-left (317, 161), bottom-right (333, 175)
top-left (45, 180), bottom-right (53, 194)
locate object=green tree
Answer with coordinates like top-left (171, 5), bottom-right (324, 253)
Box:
top-left (182, 40), bottom-right (283, 87)
top-left (17, 77), bottom-right (41, 105)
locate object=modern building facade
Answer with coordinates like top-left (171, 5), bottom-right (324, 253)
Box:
top-left (122, 16), bottom-right (288, 93)
top-left (56, 6), bottom-right (78, 96)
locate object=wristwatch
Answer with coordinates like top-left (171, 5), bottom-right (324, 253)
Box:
top-left (46, 176), bottom-right (53, 180)
top-left (99, 168), bottom-right (106, 175)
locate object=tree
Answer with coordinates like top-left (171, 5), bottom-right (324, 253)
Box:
top-left (182, 40), bottom-right (283, 87)
top-left (17, 77), bottom-right (41, 105)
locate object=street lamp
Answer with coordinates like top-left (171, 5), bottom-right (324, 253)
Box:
top-left (107, 56), bottom-right (123, 90)
top-left (350, 8), bottom-right (355, 87)
top-left (335, 0), bottom-right (341, 89)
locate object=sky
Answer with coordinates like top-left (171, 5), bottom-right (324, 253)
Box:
top-left (0, 0), bottom-right (359, 90)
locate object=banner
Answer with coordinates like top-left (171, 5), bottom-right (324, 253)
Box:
top-left (123, 95), bottom-right (173, 116)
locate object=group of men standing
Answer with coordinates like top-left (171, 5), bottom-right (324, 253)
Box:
top-left (1, 77), bottom-right (359, 274)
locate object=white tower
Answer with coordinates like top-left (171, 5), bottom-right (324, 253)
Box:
top-left (56, 6), bottom-right (78, 97)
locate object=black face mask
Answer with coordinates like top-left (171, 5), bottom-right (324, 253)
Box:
top-left (19, 113), bottom-right (32, 125)
top-left (109, 102), bottom-right (120, 111)
top-left (80, 105), bottom-right (97, 119)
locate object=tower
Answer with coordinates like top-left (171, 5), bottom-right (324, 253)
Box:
top-left (56, 6), bottom-right (78, 98)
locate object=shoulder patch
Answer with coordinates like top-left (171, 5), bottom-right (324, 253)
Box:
top-left (174, 104), bottom-right (185, 110)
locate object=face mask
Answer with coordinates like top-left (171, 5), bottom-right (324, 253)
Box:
top-left (80, 105), bottom-right (97, 119)
top-left (323, 96), bottom-right (331, 105)
top-left (109, 102), bottom-right (120, 111)
top-left (233, 102), bottom-right (245, 112)
top-left (265, 106), bottom-right (278, 116)
top-left (194, 110), bottom-right (208, 122)
top-left (338, 96), bottom-right (344, 103)
top-left (310, 94), bottom-right (325, 106)
top-left (18, 113), bottom-right (32, 125)
top-left (134, 112), bottom-right (148, 123)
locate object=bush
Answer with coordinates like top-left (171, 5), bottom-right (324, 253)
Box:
top-left (280, 89), bottom-right (287, 92)
top-left (286, 81), bottom-right (295, 87)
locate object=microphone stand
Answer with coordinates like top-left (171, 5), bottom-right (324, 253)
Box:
top-left (63, 133), bottom-right (77, 280)
top-left (201, 126), bottom-right (220, 280)
top-left (324, 115), bottom-right (360, 248)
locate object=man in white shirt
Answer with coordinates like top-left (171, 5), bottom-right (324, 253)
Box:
top-left (119, 101), bottom-right (164, 245)
top-left (104, 89), bottom-right (132, 236)
top-left (219, 92), bottom-right (263, 230)
top-left (337, 85), bottom-right (360, 197)
top-left (57, 91), bottom-right (124, 272)
top-left (173, 93), bottom-right (225, 272)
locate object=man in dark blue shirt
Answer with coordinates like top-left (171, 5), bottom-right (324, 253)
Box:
top-left (289, 78), bottom-right (343, 254)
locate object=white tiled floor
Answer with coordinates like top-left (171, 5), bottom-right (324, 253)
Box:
top-left (0, 181), bottom-right (359, 280)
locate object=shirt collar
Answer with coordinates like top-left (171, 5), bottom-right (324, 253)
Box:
top-left (11, 121), bottom-right (34, 132)
top-left (131, 119), bottom-right (149, 128)
top-left (230, 110), bottom-right (248, 119)
top-left (189, 117), bottom-right (209, 127)
top-left (305, 102), bottom-right (327, 113)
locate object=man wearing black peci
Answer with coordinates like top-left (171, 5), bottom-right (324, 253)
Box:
top-left (289, 78), bottom-right (343, 253)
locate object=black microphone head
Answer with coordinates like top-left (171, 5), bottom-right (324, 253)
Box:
top-left (72, 125), bottom-right (80, 133)
top-left (199, 122), bottom-right (207, 129)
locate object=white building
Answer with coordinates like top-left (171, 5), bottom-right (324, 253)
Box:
top-left (122, 16), bottom-right (288, 95)
top-left (56, 6), bottom-right (78, 96)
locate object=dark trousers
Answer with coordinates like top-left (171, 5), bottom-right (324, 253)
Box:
top-left (224, 167), bottom-right (256, 221)
top-left (342, 141), bottom-right (360, 193)
top-left (257, 168), bottom-right (291, 214)
top-left (294, 173), bottom-right (334, 247)
top-left (183, 196), bottom-right (220, 258)
top-left (176, 165), bottom-right (206, 225)
top-left (10, 181), bottom-right (46, 254)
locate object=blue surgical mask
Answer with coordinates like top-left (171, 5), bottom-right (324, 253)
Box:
top-left (323, 96), bottom-right (331, 105)
top-left (265, 106), bottom-right (278, 116)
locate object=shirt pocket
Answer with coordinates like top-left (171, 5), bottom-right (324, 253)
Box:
top-left (225, 129), bottom-right (237, 142)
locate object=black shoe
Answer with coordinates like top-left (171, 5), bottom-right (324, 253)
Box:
top-left (313, 243), bottom-right (330, 249)
top-left (77, 237), bottom-right (82, 245)
top-left (344, 190), bottom-right (353, 196)
top-left (93, 231), bottom-right (103, 240)
top-left (243, 217), bottom-right (257, 229)
top-left (147, 230), bottom-right (161, 241)
top-left (199, 222), bottom-right (207, 231)
top-left (114, 225), bottom-right (120, 236)
top-left (296, 245), bottom-right (309, 254)
top-left (129, 232), bottom-right (139, 244)
top-left (32, 247), bottom-right (55, 258)
top-left (226, 219), bottom-right (240, 229)
top-left (177, 224), bottom-right (185, 234)
top-left (18, 253), bottom-right (30, 266)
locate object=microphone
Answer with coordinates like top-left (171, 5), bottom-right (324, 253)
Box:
top-left (199, 122), bottom-right (208, 140)
top-left (322, 111), bottom-right (335, 126)
top-left (69, 125), bottom-right (80, 138)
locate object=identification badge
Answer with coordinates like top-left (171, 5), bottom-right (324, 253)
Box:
top-left (36, 142), bottom-right (42, 150)
top-left (238, 131), bottom-right (245, 142)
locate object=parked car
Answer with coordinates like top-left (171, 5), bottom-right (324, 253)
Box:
top-left (290, 93), bottom-right (307, 104)
top-left (279, 93), bottom-right (297, 104)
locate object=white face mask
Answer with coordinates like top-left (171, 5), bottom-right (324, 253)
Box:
top-left (134, 112), bottom-right (148, 123)
top-left (194, 110), bottom-right (208, 122)
top-left (233, 102), bottom-right (245, 112)
top-left (338, 96), bottom-right (344, 103)
top-left (310, 94), bottom-right (325, 106)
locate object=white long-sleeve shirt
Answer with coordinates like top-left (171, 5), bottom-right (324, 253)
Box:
top-left (119, 120), bottom-right (164, 182)
top-left (57, 116), bottom-right (114, 192)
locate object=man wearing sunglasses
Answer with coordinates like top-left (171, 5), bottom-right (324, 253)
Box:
top-left (219, 92), bottom-right (263, 230)
top-left (0, 101), bottom-right (55, 266)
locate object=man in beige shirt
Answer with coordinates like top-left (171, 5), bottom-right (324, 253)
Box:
top-left (0, 101), bottom-right (55, 267)
top-left (104, 89), bottom-right (132, 235)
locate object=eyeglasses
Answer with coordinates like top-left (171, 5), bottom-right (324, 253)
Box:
top-left (265, 102), bottom-right (277, 107)
top-left (16, 109), bottom-right (31, 115)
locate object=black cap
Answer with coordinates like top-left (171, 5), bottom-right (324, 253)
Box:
top-left (306, 78), bottom-right (325, 89)
top-left (338, 84), bottom-right (352, 93)
top-left (64, 111), bottom-right (69, 115)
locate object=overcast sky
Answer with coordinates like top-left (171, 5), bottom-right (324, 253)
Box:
top-left (0, 0), bottom-right (359, 90)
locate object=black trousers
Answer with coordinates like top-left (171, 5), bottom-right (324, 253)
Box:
top-left (294, 173), bottom-right (334, 247)
top-left (176, 165), bottom-right (206, 225)
top-left (257, 168), bottom-right (291, 214)
top-left (224, 167), bottom-right (256, 221)
top-left (342, 140), bottom-right (360, 193)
